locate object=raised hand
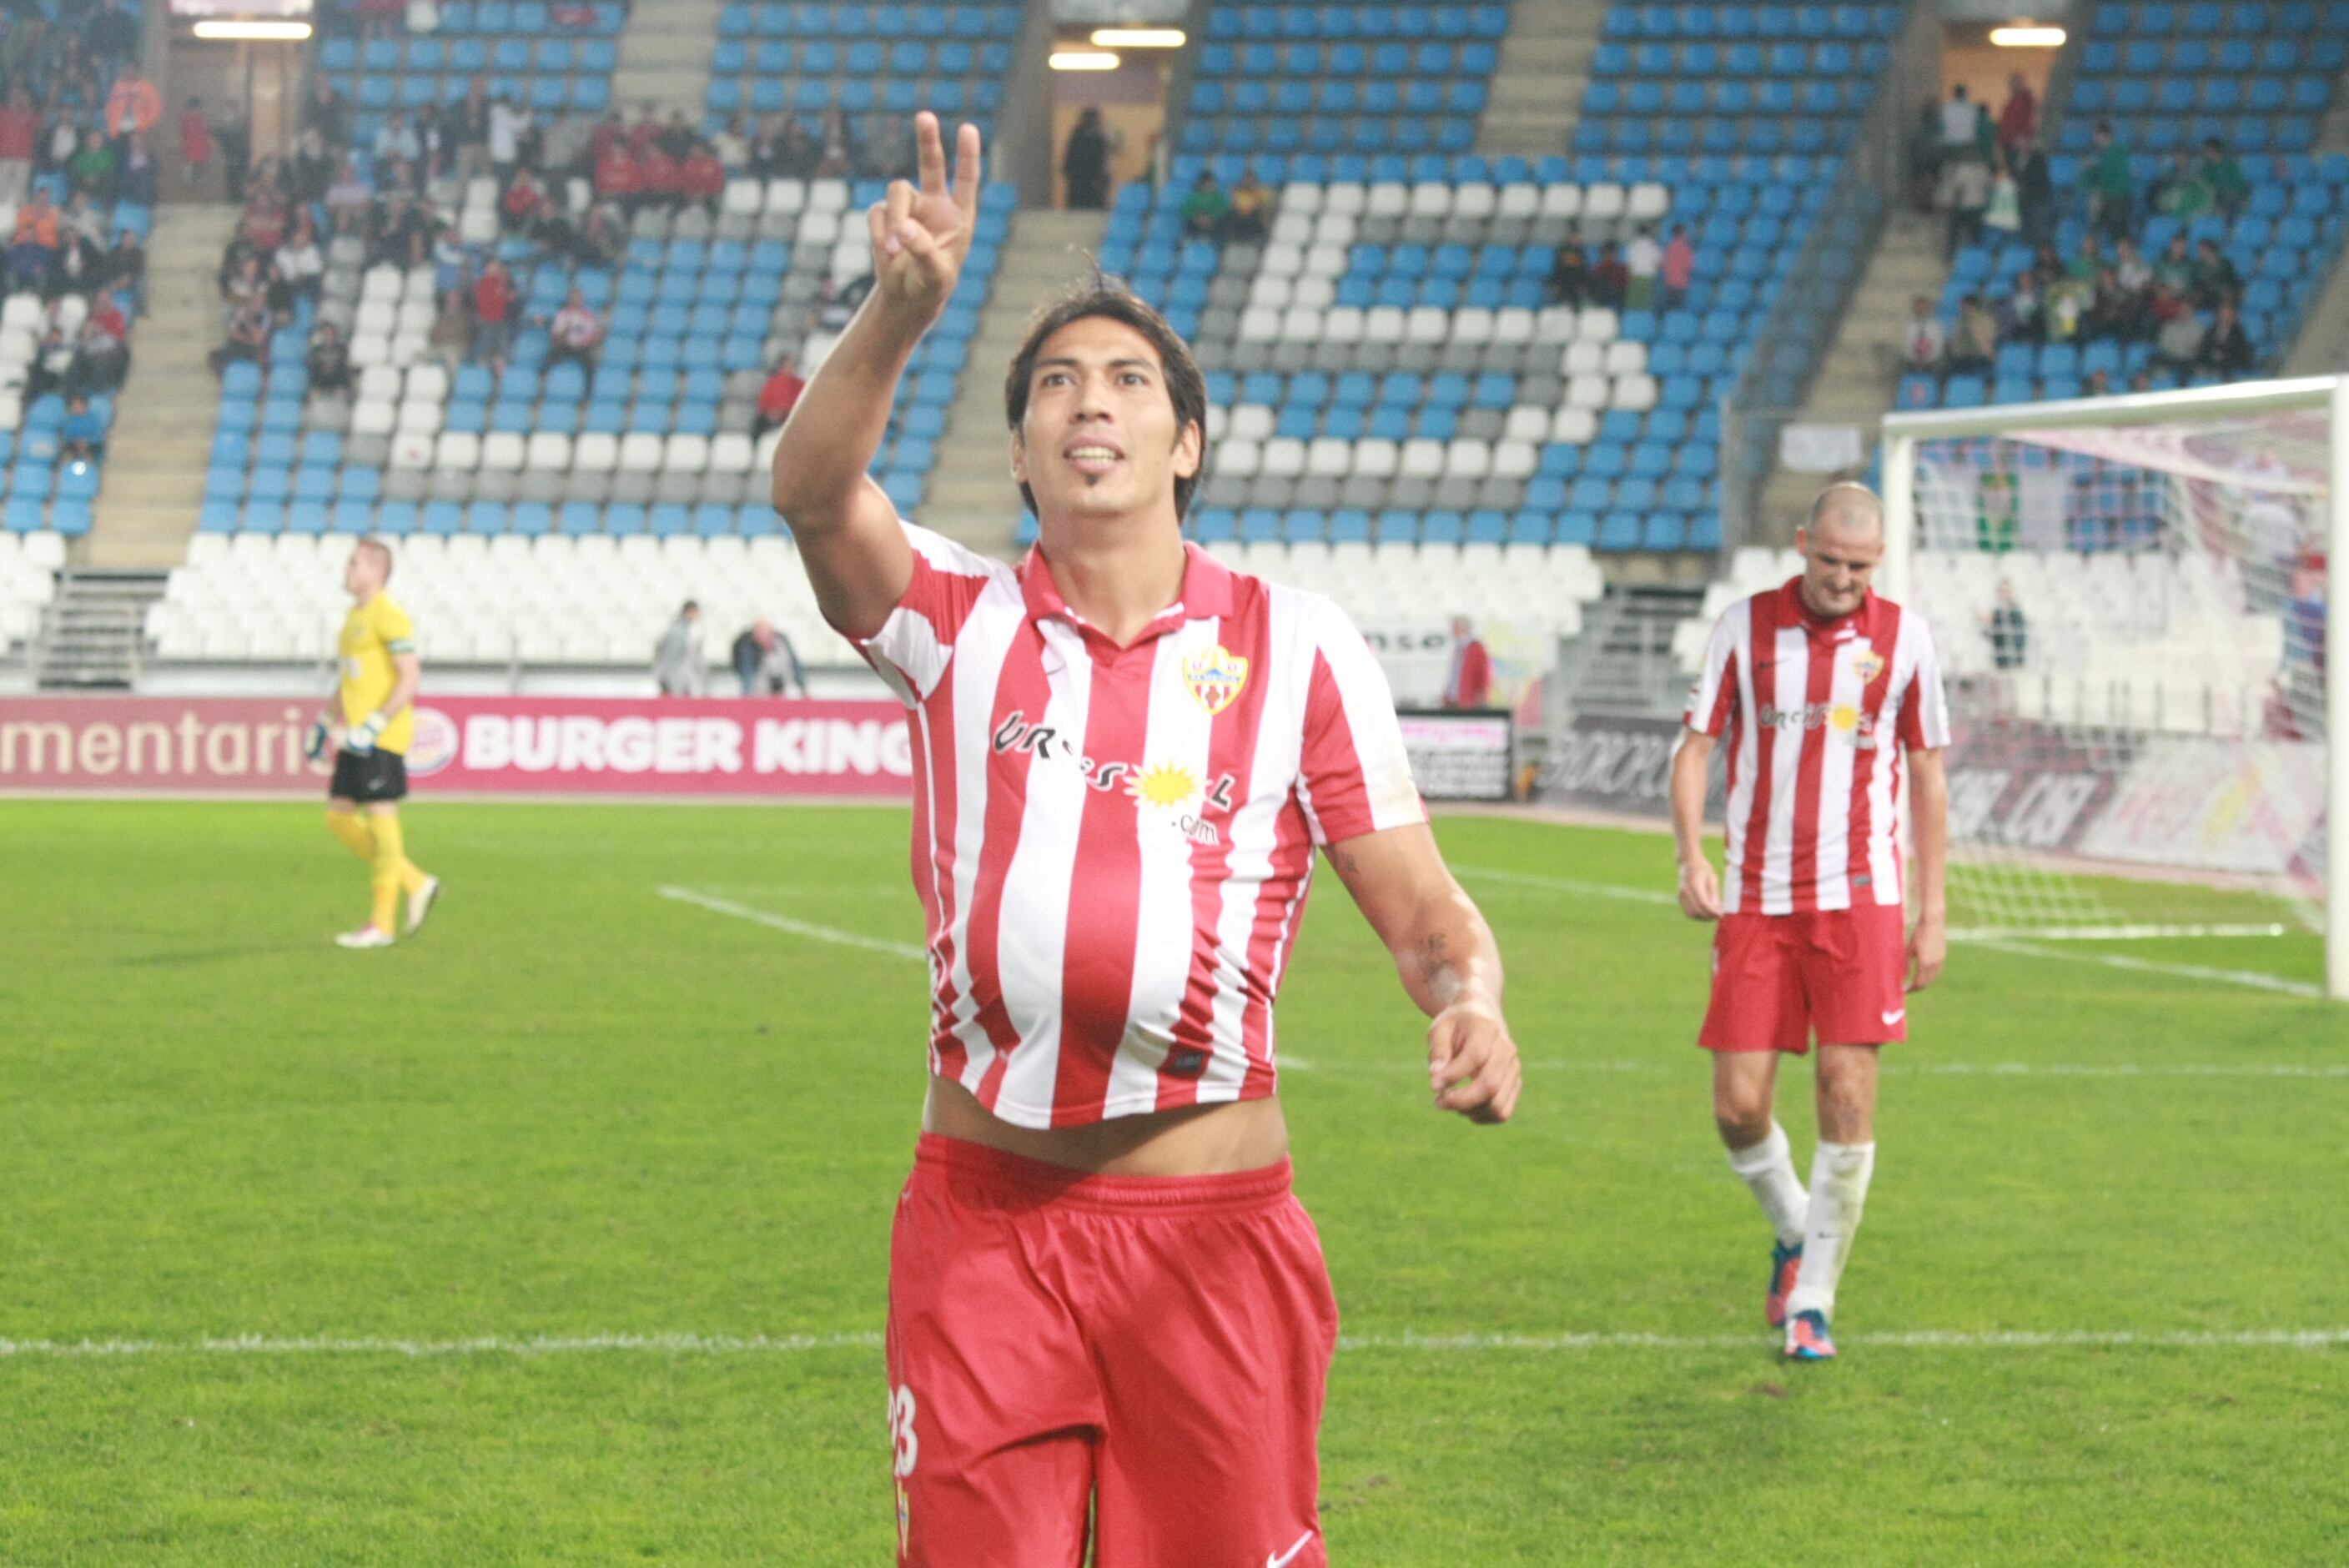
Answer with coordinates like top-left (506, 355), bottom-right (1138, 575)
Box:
top-left (867, 113), bottom-right (982, 325)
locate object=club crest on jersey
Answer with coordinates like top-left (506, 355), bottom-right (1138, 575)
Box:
top-left (1181, 645), bottom-right (1250, 716)
top-left (1849, 644), bottom-right (1884, 685)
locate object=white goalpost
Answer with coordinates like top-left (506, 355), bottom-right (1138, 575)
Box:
top-left (1879, 375), bottom-right (2349, 999)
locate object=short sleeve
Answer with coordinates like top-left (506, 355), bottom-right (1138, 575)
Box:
top-left (1296, 597), bottom-right (1426, 846)
top-left (853, 520), bottom-right (1010, 706)
top-left (1897, 616), bottom-right (1952, 750)
top-left (375, 598), bottom-right (417, 655)
top-left (1682, 606), bottom-right (1739, 736)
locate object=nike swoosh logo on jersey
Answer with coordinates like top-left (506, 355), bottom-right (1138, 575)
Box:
top-left (1268, 1530), bottom-right (1315, 1568)
top-left (1881, 1008), bottom-right (1905, 1026)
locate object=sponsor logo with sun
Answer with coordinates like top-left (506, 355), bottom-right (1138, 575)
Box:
top-left (1129, 761), bottom-right (1201, 810)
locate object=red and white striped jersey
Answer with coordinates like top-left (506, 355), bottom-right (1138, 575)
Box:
top-left (1683, 578), bottom-right (1950, 916)
top-left (854, 522), bottom-right (1426, 1130)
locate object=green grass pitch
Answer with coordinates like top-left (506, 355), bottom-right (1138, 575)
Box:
top-left (3, 799), bottom-right (2346, 1564)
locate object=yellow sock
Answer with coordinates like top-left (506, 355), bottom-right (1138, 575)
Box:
top-left (369, 811), bottom-right (405, 933)
top-left (398, 857), bottom-right (428, 896)
top-left (326, 809), bottom-right (375, 863)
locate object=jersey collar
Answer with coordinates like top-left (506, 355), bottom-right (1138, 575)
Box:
top-left (1019, 540), bottom-right (1236, 649)
top-left (1779, 575), bottom-right (1874, 637)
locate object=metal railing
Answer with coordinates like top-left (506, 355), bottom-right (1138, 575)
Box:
top-left (1717, 0), bottom-right (1942, 554)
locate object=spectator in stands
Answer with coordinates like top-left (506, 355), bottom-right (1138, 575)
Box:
top-left (775, 115), bottom-right (820, 179)
top-left (306, 319), bottom-right (354, 396)
top-left (68, 124), bottom-right (117, 202)
top-left (8, 187), bottom-right (57, 289)
top-left (2196, 138), bottom-right (2249, 220)
top-left (1947, 293), bottom-right (1998, 374)
top-left (2147, 150), bottom-right (2204, 220)
top-left (215, 103), bottom-right (249, 202)
top-left (61, 189), bottom-right (103, 246)
top-left (1909, 93), bottom-right (1944, 210)
top-left (2015, 138), bottom-right (2055, 249)
top-left (356, 0), bottom-right (405, 39)
top-left (1996, 71), bottom-right (2036, 153)
top-left (178, 96), bottom-right (211, 195)
top-left (209, 294), bottom-right (269, 375)
top-left (655, 601), bottom-right (707, 696)
top-left (573, 200), bottom-right (626, 269)
top-left (66, 294), bottom-right (128, 395)
top-left (1062, 107), bottom-right (1109, 210)
top-left (430, 220), bottom-right (468, 299)
top-left (2114, 235), bottom-right (2151, 299)
top-left (0, 86), bottom-right (37, 210)
top-left (2083, 120), bottom-right (2133, 239)
top-left (817, 108), bottom-right (855, 178)
top-left (303, 77), bottom-right (351, 150)
top-left (755, 354), bottom-right (805, 437)
top-left (472, 257), bottom-right (516, 373)
top-left (1224, 169), bottom-right (1270, 243)
top-left (43, 117), bottom-right (80, 184)
top-left (594, 134), bottom-right (641, 210)
top-left (60, 393), bottom-right (103, 464)
top-left (2079, 265), bottom-right (2134, 343)
top-left (1902, 294), bottom-right (1945, 374)
top-left (443, 81), bottom-right (490, 183)
top-left (102, 226), bottom-right (143, 315)
top-left (1589, 242), bottom-right (1627, 309)
top-left (274, 210), bottom-right (323, 302)
top-left (87, 0), bottom-right (138, 67)
top-left (1938, 84), bottom-right (1983, 168)
top-left (1545, 239), bottom-right (1587, 307)
top-left (1983, 152), bottom-right (2021, 243)
top-left (103, 63), bottom-right (159, 141)
top-left (1941, 148), bottom-right (1989, 259)
top-left (2197, 299), bottom-right (2255, 376)
top-left (1984, 580), bottom-right (2027, 669)
top-left (2148, 285), bottom-right (2201, 369)
top-left (1652, 224), bottom-right (1693, 311)
top-left (26, 307), bottom-right (73, 398)
top-left (374, 111), bottom-right (424, 173)
top-left (641, 133), bottom-right (687, 209)
top-left (118, 131), bottom-right (158, 206)
top-left (2153, 232), bottom-right (2194, 293)
top-left (488, 95), bottom-right (529, 188)
top-left (545, 286), bottom-right (605, 371)
top-left (430, 284), bottom-right (473, 366)
top-left (1998, 267), bottom-right (2043, 344)
top-left (1441, 617), bottom-right (1491, 710)
top-left (712, 114), bottom-right (750, 173)
top-left (1624, 225), bottom-right (1662, 309)
top-left (48, 224), bottom-right (104, 299)
top-left (682, 138), bottom-right (726, 212)
top-left (499, 165), bottom-right (552, 235)
top-left (1180, 170), bottom-right (1228, 239)
top-left (732, 618), bottom-right (807, 698)
top-left (2189, 237), bottom-right (2241, 309)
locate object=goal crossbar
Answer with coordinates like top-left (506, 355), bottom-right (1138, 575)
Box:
top-left (1881, 374), bottom-right (2349, 1000)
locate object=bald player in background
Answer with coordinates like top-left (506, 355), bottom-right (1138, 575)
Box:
top-left (1671, 484), bottom-right (1950, 1360)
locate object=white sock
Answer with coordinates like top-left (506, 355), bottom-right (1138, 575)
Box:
top-left (1724, 1122), bottom-right (1809, 1247)
top-left (1784, 1141), bottom-right (1876, 1319)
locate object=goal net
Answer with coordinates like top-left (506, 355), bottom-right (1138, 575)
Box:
top-left (1879, 377), bottom-right (2347, 996)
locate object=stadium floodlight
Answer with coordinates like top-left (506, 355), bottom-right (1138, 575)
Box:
top-left (1881, 375), bottom-right (2349, 996)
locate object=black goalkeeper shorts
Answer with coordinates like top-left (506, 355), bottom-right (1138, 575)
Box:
top-left (329, 748), bottom-right (409, 803)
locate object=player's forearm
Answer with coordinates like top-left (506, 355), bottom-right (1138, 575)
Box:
top-left (770, 297), bottom-right (925, 527)
top-left (379, 669), bottom-right (420, 722)
top-left (1391, 886), bottom-right (1505, 1021)
top-left (1669, 735), bottom-right (1713, 867)
top-left (1910, 756), bottom-right (1949, 920)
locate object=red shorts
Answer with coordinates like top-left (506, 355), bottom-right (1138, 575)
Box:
top-left (1699, 904), bottom-right (1910, 1054)
top-left (885, 1134), bottom-right (1336, 1568)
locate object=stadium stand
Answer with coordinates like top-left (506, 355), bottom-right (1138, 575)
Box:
top-left (0, 529), bottom-right (67, 656)
top-left (703, 3), bottom-right (1023, 154)
top-left (316, 2), bottom-right (626, 133)
top-left (2061, 0), bottom-right (2349, 158)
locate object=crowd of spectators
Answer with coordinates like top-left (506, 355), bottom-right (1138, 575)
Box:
top-left (1905, 98), bottom-right (2270, 389)
top-left (1543, 224), bottom-right (1693, 311)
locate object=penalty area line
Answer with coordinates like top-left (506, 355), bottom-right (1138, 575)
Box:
top-left (4, 1329), bottom-right (2345, 1359)
top-left (656, 886), bottom-right (926, 962)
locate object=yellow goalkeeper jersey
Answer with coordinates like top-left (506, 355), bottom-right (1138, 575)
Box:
top-left (338, 592), bottom-right (418, 755)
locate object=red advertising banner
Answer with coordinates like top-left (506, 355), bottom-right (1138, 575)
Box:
top-left (0, 696), bottom-right (915, 799)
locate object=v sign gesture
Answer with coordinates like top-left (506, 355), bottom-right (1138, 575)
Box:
top-left (868, 113), bottom-right (983, 326)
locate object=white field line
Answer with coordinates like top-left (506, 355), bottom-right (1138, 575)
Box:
top-left (1278, 1057), bottom-right (2349, 1079)
top-left (1976, 937), bottom-right (2324, 999)
top-left (3, 1328), bottom-right (2344, 1359)
top-left (656, 885), bottom-right (925, 962)
top-left (1451, 866), bottom-right (2320, 998)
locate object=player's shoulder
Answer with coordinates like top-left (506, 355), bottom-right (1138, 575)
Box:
top-left (898, 518), bottom-right (1016, 588)
top-left (1214, 559), bottom-right (1358, 648)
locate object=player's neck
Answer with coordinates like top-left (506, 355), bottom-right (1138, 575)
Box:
top-left (1038, 519), bottom-right (1187, 647)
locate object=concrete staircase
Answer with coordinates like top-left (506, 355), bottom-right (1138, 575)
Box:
top-left (1552, 581), bottom-right (1707, 718)
top-left (1750, 210), bottom-right (1946, 543)
top-left (1475, 2), bottom-right (1597, 158)
top-left (2282, 249), bottom-right (2349, 374)
top-left (86, 204), bottom-right (239, 570)
top-left (919, 209), bottom-right (1106, 558)
top-left (30, 567), bottom-right (168, 687)
top-left (609, 0), bottom-right (722, 116)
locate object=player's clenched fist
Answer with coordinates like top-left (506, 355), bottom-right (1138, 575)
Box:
top-left (1428, 1001), bottom-right (1522, 1124)
top-left (868, 113), bottom-right (983, 324)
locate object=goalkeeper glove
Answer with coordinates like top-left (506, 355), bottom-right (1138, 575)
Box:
top-left (303, 719), bottom-right (333, 761)
top-left (345, 713), bottom-right (385, 755)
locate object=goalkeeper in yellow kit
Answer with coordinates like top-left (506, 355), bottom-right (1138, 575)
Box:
top-left (308, 539), bottom-right (440, 949)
